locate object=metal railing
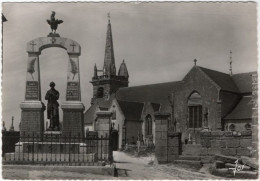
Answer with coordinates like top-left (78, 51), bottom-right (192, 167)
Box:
top-left (2, 132), bottom-right (110, 166)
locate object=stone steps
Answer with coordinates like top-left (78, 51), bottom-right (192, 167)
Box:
top-left (178, 155), bottom-right (201, 161)
top-left (173, 159), bottom-right (203, 169)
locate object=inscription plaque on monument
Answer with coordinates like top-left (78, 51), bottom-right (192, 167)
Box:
top-left (66, 82), bottom-right (79, 100)
top-left (25, 81), bottom-right (39, 100)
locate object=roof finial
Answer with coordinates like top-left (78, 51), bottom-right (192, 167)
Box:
top-left (229, 50), bottom-right (233, 76)
top-left (194, 59), bottom-right (197, 66)
top-left (107, 12), bottom-right (110, 23)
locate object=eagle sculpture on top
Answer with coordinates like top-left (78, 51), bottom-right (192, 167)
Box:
top-left (47, 11), bottom-right (63, 34)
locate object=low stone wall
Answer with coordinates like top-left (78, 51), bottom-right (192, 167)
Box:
top-left (200, 131), bottom-right (252, 157)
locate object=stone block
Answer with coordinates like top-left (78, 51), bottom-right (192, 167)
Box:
top-left (211, 131), bottom-right (224, 137)
top-left (226, 139), bottom-right (239, 148)
top-left (233, 171), bottom-right (258, 179)
top-left (215, 154), bottom-right (241, 164)
top-left (208, 148), bottom-right (221, 155)
top-left (168, 146), bottom-right (180, 155)
top-left (221, 148), bottom-right (237, 156)
top-left (237, 148), bottom-right (251, 156)
top-left (225, 163), bottom-right (251, 171)
top-left (200, 148), bottom-right (208, 156)
top-left (215, 161), bottom-right (225, 169)
top-left (155, 146), bottom-right (167, 156)
top-left (224, 132), bottom-right (233, 137)
top-left (168, 137), bottom-right (180, 147)
top-left (168, 155), bottom-right (179, 162)
top-left (156, 125), bottom-right (167, 132)
top-left (211, 140), bottom-right (224, 148)
top-left (161, 131), bottom-right (167, 140)
top-left (201, 156), bottom-right (214, 163)
top-left (155, 139), bottom-right (167, 147)
top-left (211, 168), bottom-right (233, 178)
top-left (239, 139), bottom-right (252, 148)
top-left (155, 120), bottom-right (161, 125)
top-left (241, 156), bottom-right (259, 170)
top-left (200, 139), bottom-right (211, 148)
top-left (155, 132), bottom-right (161, 139)
top-left (240, 131), bottom-right (252, 136)
top-left (200, 131), bottom-right (211, 137)
top-left (156, 155), bottom-right (168, 163)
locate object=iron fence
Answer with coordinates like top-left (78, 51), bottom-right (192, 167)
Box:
top-left (2, 132), bottom-right (110, 166)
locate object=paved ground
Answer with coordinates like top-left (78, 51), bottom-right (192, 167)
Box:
top-left (2, 151), bottom-right (221, 180)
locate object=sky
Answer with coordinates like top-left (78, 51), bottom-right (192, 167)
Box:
top-left (2, 2), bottom-right (258, 130)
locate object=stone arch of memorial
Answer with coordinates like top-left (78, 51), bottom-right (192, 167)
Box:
top-left (20, 36), bottom-right (85, 138)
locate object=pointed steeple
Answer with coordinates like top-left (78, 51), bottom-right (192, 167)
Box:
top-left (9, 116), bottom-right (14, 132)
top-left (103, 13), bottom-right (116, 76)
top-left (94, 64), bottom-right (98, 78)
top-left (2, 121), bottom-right (6, 131)
top-left (118, 59), bottom-right (129, 78)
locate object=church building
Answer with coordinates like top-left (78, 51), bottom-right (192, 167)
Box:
top-left (84, 17), bottom-right (256, 149)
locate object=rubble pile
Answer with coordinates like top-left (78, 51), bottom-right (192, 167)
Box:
top-left (210, 154), bottom-right (258, 179)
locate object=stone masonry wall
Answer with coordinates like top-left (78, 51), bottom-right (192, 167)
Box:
top-left (200, 131), bottom-right (252, 157)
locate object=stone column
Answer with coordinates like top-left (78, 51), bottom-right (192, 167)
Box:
top-left (61, 40), bottom-right (85, 138)
top-left (20, 40), bottom-right (45, 139)
top-left (154, 112), bottom-right (170, 163)
top-left (251, 73), bottom-right (258, 159)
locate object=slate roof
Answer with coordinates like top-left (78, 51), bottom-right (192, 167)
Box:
top-left (151, 103), bottom-right (161, 112)
top-left (199, 67), bottom-right (239, 93)
top-left (224, 96), bottom-right (252, 120)
top-left (116, 81), bottom-right (180, 104)
top-left (117, 100), bottom-right (144, 121)
top-left (232, 72), bottom-right (256, 94)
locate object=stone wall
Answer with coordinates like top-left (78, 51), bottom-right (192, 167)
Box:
top-left (200, 131), bottom-right (252, 157)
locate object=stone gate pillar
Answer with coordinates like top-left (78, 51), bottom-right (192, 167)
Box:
top-left (154, 112), bottom-right (170, 163)
top-left (20, 40), bottom-right (45, 139)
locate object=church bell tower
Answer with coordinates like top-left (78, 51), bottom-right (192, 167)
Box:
top-left (90, 14), bottom-right (129, 104)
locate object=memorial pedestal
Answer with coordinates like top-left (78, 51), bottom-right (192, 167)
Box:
top-left (61, 101), bottom-right (85, 138)
top-left (20, 101), bottom-right (45, 140)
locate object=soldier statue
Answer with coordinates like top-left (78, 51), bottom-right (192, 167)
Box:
top-left (45, 82), bottom-right (60, 131)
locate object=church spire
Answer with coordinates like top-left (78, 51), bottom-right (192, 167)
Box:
top-left (118, 59), bottom-right (129, 78)
top-left (103, 13), bottom-right (116, 76)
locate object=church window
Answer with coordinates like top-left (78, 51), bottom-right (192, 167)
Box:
top-left (229, 124), bottom-right (235, 131)
top-left (145, 115), bottom-right (153, 136)
top-left (97, 87), bottom-right (104, 98)
top-left (188, 92), bottom-right (202, 128)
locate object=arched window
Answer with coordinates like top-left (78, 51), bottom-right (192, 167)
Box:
top-left (188, 92), bottom-right (202, 128)
top-left (97, 87), bottom-right (104, 98)
top-left (145, 115), bottom-right (153, 136)
top-left (229, 124), bottom-right (235, 131)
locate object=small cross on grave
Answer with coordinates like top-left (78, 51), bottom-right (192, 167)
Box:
top-left (70, 42), bottom-right (76, 52)
top-left (30, 41), bottom-right (36, 52)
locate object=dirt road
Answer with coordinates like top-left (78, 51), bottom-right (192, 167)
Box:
top-left (2, 151), bottom-right (221, 180)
